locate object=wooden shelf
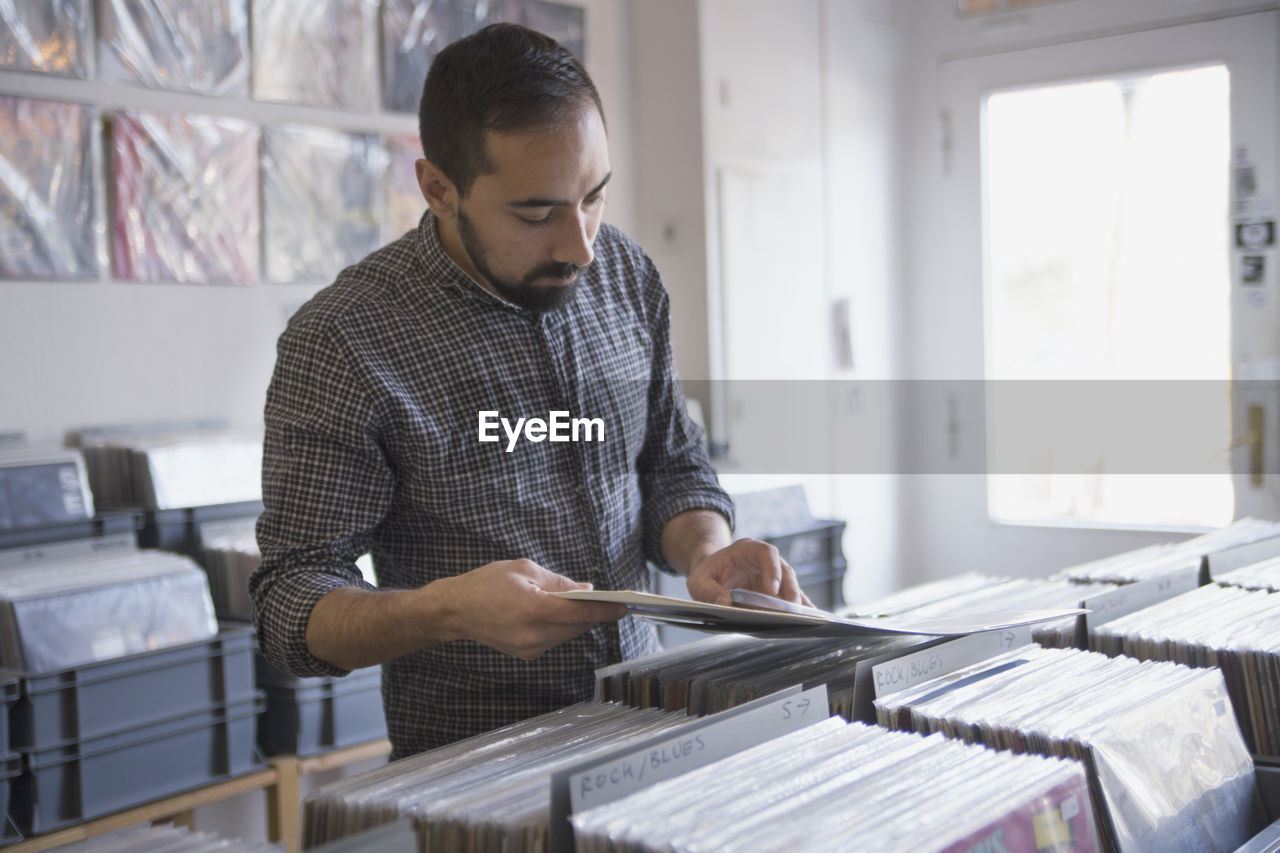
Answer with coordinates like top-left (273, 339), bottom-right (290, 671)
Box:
top-left (7, 739), bottom-right (391, 853)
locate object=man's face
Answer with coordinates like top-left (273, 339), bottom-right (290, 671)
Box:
top-left (453, 104), bottom-right (611, 313)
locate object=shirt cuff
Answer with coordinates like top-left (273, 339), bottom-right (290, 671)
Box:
top-left (645, 489), bottom-right (736, 576)
top-left (253, 568), bottom-right (376, 678)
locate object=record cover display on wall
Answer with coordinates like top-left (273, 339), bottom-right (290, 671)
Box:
top-left (98, 0), bottom-right (250, 96)
top-left (525, 0), bottom-right (584, 60)
top-left (0, 0), bottom-right (91, 77)
top-left (262, 125), bottom-right (386, 283)
top-left (0, 96), bottom-right (98, 280)
top-left (382, 0), bottom-right (584, 114)
top-left (111, 110), bottom-right (260, 285)
top-left (253, 0), bottom-right (379, 109)
top-left (381, 0), bottom-right (490, 113)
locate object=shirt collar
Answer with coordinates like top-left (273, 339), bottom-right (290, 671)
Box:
top-left (413, 209), bottom-right (534, 316)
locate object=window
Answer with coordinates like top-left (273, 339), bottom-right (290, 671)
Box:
top-left (984, 65), bottom-right (1233, 528)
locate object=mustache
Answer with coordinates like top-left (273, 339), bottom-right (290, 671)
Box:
top-left (530, 262), bottom-right (583, 280)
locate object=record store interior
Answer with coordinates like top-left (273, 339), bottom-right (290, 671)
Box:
top-left (3, 0), bottom-right (1280, 851)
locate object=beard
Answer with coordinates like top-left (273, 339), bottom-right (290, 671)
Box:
top-left (456, 208), bottom-right (584, 314)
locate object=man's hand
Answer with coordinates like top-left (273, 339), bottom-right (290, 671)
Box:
top-left (305, 558), bottom-right (625, 670)
top-left (436, 559), bottom-right (626, 660)
top-left (685, 538), bottom-right (814, 608)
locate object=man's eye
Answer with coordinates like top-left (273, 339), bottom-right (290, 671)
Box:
top-left (585, 194), bottom-right (605, 208)
top-left (518, 211), bottom-right (554, 225)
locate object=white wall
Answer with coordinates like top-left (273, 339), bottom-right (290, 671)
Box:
top-left (626, 0), bottom-right (711, 385)
top-left (628, 0), bottom-right (911, 602)
top-left (0, 0), bottom-right (635, 447)
top-left (820, 0), bottom-right (910, 601)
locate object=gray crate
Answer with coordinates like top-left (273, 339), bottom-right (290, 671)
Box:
top-left (12, 624), bottom-right (256, 751)
top-left (137, 501), bottom-right (263, 558)
top-left (1237, 765), bottom-right (1280, 853)
top-left (0, 675), bottom-right (16, 758)
top-left (259, 672), bottom-right (385, 758)
top-left (793, 558), bottom-right (849, 612)
top-left (0, 753), bottom-right (19, 847)
top-left (767, 520), bottom-right (846, 569)
top-left (12, 695), bottom-right (264, 836)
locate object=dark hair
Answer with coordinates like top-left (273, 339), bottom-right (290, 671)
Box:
top-left (418, 24), bottom-right (605, 195)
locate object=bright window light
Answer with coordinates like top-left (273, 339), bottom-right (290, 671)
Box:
top-left (984, 65), bottom-right (1234, 529)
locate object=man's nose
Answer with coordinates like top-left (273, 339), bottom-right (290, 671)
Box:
top-left (551, 211), bottom-right (594, 268)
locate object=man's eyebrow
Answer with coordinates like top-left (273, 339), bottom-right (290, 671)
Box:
top-left (508, 171), bottom-right (612, 208)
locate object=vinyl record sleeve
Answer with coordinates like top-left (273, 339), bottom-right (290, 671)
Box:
top-left (262, 125), bottom-right (386, 283)
top-left (0, 96), bottom-right (98, 280)
top-left (98, 0), bottom-right (249, 95)
top-left (553, 589), bottom-right (1084, 638)
top-left (111, 110), bottom-right (260, 284)
top-left (0, 0), bottom-right (90, 76)
top-left (252, 0), bottom-right (378, 108)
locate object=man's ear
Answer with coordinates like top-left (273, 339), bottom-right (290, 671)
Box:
top-left (416, 158), bottom-right (459, 221)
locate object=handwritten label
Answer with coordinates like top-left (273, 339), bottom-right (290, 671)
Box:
top-left (871, 626), bottom-right (1033, 699)
top-left (565, 684), bottom-right (827, 814)
top-left (0, 533), bottom-right (136, 570)
top-left (1079, 567), bottom-right (1199, 631)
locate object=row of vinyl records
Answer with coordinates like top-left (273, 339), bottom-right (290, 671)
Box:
top-left (296, 521), bottom-right (1280, 853)
top-left (299, 665), bottom-right (1263, 853)
top-left (306, 703), bottom-right (1104, 853)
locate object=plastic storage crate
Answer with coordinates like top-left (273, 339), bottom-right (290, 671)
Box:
top-left (0, 674), bottom-right (16, 757)
top-left (766, 520), bottom-right (846, 569)
top-left (11, 624), bottom-right (256, 751)
top-left (0, 674), bottom-right (16, 843)
top-left (256, 657), bottom-right (384, 757)
top-left (11, 695), bottom-right (264, 835)
top-left (137, 500), bottom-right (263, 558)
top-left (793, 556), bottom-right (849, 612)
top-left (1241, 764), bottom-right (1280, 852)
top-left (0, 753), bottom-right (19, 846)
top-left (0, 512), bottom-right (139, 553)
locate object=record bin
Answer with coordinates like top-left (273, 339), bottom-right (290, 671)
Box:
top-left (1241, 763), bottom-right (1280, 853)
top-left (0, 675), bottom-right (16, 760)
top-left (255, 656), bottom-right (385, 758)
top-left (0, 753), bottom-right (18, 846)
top-left (0, 675), bottom-right (17, 848)
top-left (136, 500), bottom-right (263, 558)
top-left (756, 519), bottom-right (847, 612)
top-left (0, 511), bottom-right (138, 553)
top-left (10, 694), bottom-right (265, 835)
top-left (11, 624), bottom-right (257, 751)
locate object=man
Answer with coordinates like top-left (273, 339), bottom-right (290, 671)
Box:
top-left (251, 23), bottom-right (808, 760)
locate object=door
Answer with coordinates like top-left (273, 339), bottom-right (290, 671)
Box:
top-left (913, 9), bottom-right (1279, 577)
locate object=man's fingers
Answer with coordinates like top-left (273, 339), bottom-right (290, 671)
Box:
top-left (687, 573), bottom-right (732, 606)
top-left (540, 574), bottom-right (592, 592)
top-left (776, 562), bottom-right (806, 604)
top-left (745, 539), bottom-right (783, 596)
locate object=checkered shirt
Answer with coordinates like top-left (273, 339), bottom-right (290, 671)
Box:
top-left (251, 211), bottom-right (732, 759)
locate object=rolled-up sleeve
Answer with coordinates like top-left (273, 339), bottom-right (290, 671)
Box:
top-left (251, 314), bottom-right (388, 677)
top-left (635, 260), bottom-right (735, 573)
